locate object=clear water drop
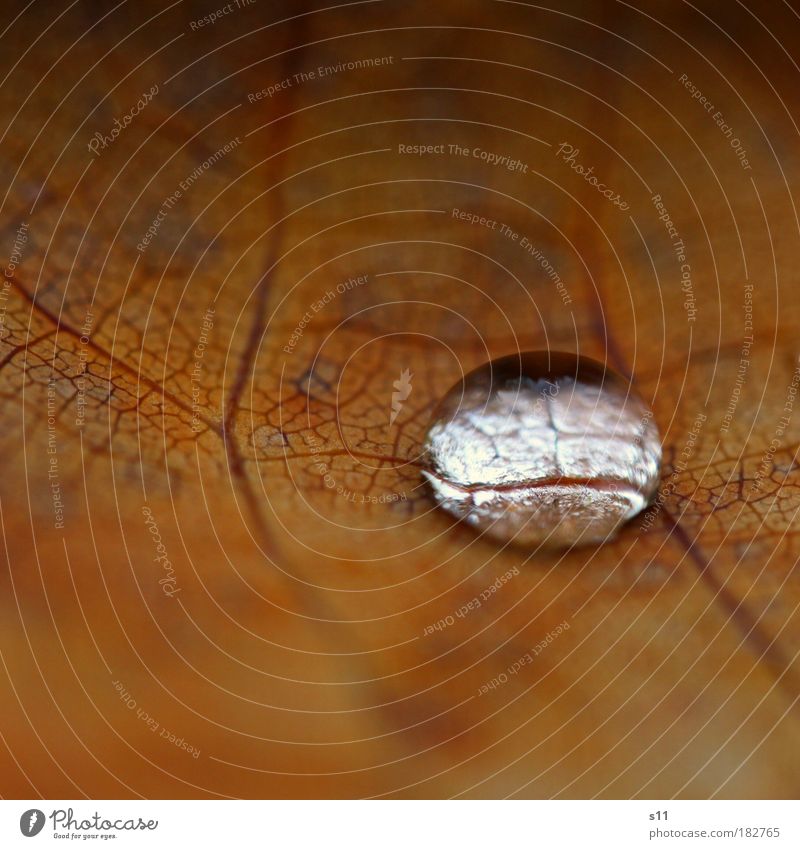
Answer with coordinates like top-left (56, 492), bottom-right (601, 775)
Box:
top-left (422, 352), bottom-right (662, 548)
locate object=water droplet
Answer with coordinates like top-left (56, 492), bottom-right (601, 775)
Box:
top-left (422, 352), bottom-right (662, 548)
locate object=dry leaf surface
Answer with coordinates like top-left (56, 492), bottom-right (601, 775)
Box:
top-left (0, 0), bottom-right (798, 798)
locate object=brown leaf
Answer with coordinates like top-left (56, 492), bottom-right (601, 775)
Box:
top-left (0, 0), bottom-right (798, 799)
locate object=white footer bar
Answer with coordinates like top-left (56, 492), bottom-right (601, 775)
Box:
top-left (1, 800), bottom-right (796, 848)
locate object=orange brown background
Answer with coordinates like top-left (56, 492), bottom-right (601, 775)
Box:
top-left (0, 0), bottom-right (798, 798)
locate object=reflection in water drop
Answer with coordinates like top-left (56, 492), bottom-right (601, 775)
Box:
top-left (422, 352), bottom-right (662, 548)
